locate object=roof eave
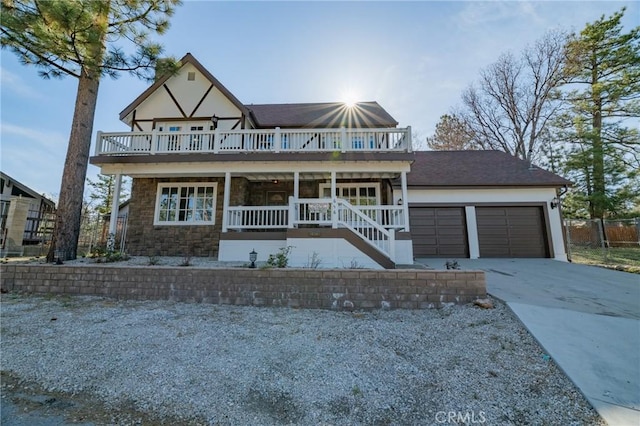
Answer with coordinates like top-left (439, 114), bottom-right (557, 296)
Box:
top-left (400, 183), bottom-right (572, 189)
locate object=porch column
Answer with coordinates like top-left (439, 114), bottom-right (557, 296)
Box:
top-left (293, 171), bottom-right (299, 199)
top-left (331, 171), bottom-right (337, 228)
top-left (107, 173), bottom-right (122, 251)
top-left (401, 171), bottom-right (410, 232)
top-left (290, 172), bottom-right (299, 229)
top-left (222, 172), bottom-right (231, 232)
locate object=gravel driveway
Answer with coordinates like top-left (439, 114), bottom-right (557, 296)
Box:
top-left (1, 294), bottom-right (603, 425)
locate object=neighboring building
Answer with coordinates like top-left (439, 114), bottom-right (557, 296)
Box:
top-left (90, 53), bottom-right (569, 268)
top-left (0, 172), bottom-right (55, 256)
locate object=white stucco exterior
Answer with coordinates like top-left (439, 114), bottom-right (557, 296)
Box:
top-left (218, 240), bottom-right (287, 264)
top-left (287, 238), bottom-right (383, 269)
top-left (394, 239), bottom-right (414, 265)
top-left (125, 62), bottom-right (244, 132)
top-left (407, 187), bottom-right (567, 261)
top-left (218, 238), bottom-right (385, 269)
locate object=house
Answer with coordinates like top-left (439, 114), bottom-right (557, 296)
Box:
top-left (0, 172), bottom-right (56, 256)
top-left (90, 53), bottom-right (569, 268)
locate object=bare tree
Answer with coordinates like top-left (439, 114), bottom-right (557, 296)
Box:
top-left (461, 30), bottom-right (567, 161)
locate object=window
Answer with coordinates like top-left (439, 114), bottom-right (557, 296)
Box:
top-left (319, 183), bottom-right (380, 206)
top-left (155, 183), bottom-right (217, 225)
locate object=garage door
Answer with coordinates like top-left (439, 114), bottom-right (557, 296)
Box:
top-left (410, 207), bottom-right (468, 257)
top-left (476, 206), bottom-right (548, 258)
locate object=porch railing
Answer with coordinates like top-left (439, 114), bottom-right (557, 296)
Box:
top-left (357, 205), bottom-right (405, 229)
top-left (225, 198), bottom-right (398, 260)
top-left (227, 205), bottom-right (289, 230)
top-left (333, 198), bottom-right (395, 260)
top-left (226, 202), bottom-right (405, 232)
top-left (95, 127), bottom-right (411, 155)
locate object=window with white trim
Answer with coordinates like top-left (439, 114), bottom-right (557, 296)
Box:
top-left (155, 182), bottom-right (217, 225)
top-left (319, 183), bottom-right (380, 206)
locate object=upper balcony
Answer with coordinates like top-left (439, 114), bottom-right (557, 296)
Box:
top-left (94, 127), bottom-right (412, 156)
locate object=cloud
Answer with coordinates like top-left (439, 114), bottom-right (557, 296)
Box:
top-left (0, 122), bottom-right (67, 197)
top-left (0, 67), bottom-right (46, 100)
top-left (457, 1), bottom-right (543, 27)
top-left (1, 122), bottom-right (67, 150)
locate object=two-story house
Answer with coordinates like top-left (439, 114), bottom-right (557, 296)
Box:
top-left (90, 53), bottom-right (569, 268)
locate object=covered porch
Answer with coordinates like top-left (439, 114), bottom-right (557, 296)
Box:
top-left (104, 166), bottom-right (413, 268)
top-left (217, 169), bottom-right (411, 268)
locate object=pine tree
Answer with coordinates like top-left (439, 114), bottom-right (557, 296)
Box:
top-left (1, 0), bottom-right (180, 260)
top-left (561, 8), bottom-right (640, 219)
top-left (426, 114), bottom-right (477, 151)
top-left (87, 174), bottom-right (129, 215)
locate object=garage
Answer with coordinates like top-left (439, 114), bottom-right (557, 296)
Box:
top-left (476, 206), bottom-right (548, 258)
top-left (409, 207), bottom-right (468, 257)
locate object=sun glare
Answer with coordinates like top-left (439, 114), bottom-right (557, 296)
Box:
top-left (341, 90), bottom-right (359, 108)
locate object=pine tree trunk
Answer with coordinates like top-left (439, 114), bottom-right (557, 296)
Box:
top-left (48, 72), bottom-right (100, 261)
top-left (591, 54), bottom-right (605, 220)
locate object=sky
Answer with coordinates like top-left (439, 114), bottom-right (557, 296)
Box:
top-left (0, 0), bottom-right (637, 201)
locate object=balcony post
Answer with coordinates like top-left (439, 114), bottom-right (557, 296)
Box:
top-left (274, 127), bottom-right (281, 153)
top-left (406, 125), bottom-right (413, 152)
top-left (222, 172), bottom-right (231, 232)
top-left (95, 131), bottom-right (102, 155)
top-left (213, 129), bottom-right (220, 153)
top-left (150, 128), bottom-right (157, 154)
top-left (340, 127), bottom-right (347, 153)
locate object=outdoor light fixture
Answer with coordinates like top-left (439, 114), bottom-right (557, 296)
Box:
top-left (550, 197), bottom-right (560, 209)
top-left (397, 198), bottom-right (403, 205)
top-left (249, 249), bottom-right (257, 268)
top-left (211, 114), bottom-right (219, 129)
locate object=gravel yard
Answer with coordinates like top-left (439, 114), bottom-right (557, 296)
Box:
top-left (1, 294), bottom-right (603, 425)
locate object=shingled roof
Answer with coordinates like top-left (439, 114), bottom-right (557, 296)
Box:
top-left (407, 150), bottom-right (571, 187)
top-left (246, 102), bottom-right (398, 128)
top-left (119, 53), bottom-right (398, 129)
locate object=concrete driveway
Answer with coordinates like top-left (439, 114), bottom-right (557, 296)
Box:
top-left (417, 258), bottom-right (640, 426)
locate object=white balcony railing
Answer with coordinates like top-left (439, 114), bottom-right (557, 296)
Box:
top-left (95, 127), bottom-right (412, 155)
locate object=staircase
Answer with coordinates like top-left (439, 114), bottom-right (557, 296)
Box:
top-left (334, 199), bottom-right (395, 261)
top-left (292, 198), bottom-right (396, 267)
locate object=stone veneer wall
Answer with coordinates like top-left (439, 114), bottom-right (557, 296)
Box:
top-left (126, 177), bottom-right (249, 257)
top-left (0, 265), bottom-right (486, 310)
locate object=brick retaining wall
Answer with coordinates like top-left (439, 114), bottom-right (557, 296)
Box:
top-left (0, 265), bottom-right (486, 310)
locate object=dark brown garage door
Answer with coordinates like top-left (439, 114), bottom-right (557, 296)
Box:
top-left (410, 207), bottom-right (468, 257)
top-left (476, 206), bottom-right (548, 258)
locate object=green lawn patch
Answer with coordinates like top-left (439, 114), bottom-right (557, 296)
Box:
top-left (569, 246), bottom-right (640, 274)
